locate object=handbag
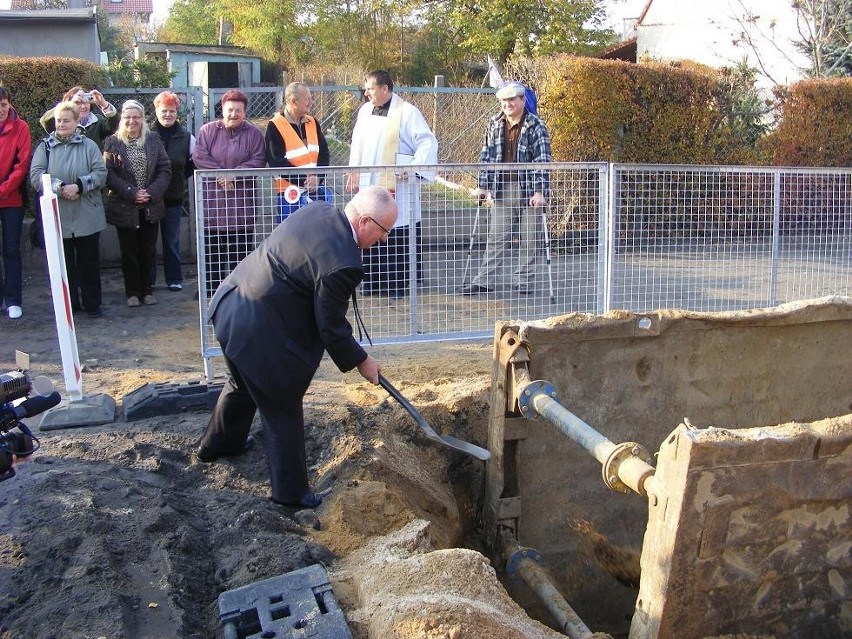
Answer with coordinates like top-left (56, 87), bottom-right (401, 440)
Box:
top-left (29, 210), bottom-right (44, 249)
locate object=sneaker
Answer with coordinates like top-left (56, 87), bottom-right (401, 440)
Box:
top-left (7, 305), bottom-right (22, 319)
top-left (142, 294), bottom-right (158, 305)
top-left (168, 283), bottom-right (183, 292)
top-left (127, 296), bottom-right (141, 307)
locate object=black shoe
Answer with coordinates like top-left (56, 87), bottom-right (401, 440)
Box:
top-left (515, 287), bottom-right (533, 295)
top-left (86, 307), bottom-right (103, 318)
top-left (271, 487), bottom-right (332, 510)
top-left (196, 434), bottom-right (255, 463)
top-left (459, 284), bottom-right (490, 296)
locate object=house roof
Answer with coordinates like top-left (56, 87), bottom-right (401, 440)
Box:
top-left (597, 37), bottom-right (637, 62)
top-left (0, 8), bottom-right (96, 22)
top-left (101, 0), bottom-right (153, 15)
top-left (10, 0), bottom-right (152, 13)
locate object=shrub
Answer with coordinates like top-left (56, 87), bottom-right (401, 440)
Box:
top-left (767, 78), bottom-right (852, 167)
top-left (538, 55), bottom-right (750, 165)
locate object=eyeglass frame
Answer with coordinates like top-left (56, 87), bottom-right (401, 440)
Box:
top-left (367, 216), bottom-right (391, 236)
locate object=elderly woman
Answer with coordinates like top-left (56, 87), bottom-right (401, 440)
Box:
top-left (150, 91), bottom-right (195, 292)
top-left (192, 89), bottom-right (265, 297)
top-left (30, 100), bottom-right (107, 318)
top-left (39, 86), bottom-right (118, 150)
top-left (103, 100), bottom-right (171, 307)
top-left (0, 87), bottom-right (31, 320)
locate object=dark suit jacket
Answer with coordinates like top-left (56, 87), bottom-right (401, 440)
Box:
top-left (209, 201), bottom-right (368, 383)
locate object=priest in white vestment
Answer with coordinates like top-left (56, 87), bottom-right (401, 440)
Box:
top-left (346, 70), bottom-right (438, 298)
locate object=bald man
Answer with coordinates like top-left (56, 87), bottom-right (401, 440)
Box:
top-left (197, 186), bottom-right (398, 509)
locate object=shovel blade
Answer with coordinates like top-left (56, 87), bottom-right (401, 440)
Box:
top-left (379, 375), bottom-right (491, 461)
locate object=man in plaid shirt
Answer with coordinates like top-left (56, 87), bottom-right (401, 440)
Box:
top-left (461, 81), bottom-right (551, 296)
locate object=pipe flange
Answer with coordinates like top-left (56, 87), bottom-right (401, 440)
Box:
top-left (602, 442), bottom-right (653, 493)
top-left (505, 546), bottom-right (543, 579)
top-left (517, 380), bottom-right (556, 419)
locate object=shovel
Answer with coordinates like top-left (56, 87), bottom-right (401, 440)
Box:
top-left (379, 375), bottom-right (491, 461)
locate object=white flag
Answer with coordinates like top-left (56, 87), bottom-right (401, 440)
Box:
top-left (487, 55), bottom-right (503, 89)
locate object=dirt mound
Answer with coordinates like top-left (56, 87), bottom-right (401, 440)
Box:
top-left (3, 264), bottom-right (548, 638)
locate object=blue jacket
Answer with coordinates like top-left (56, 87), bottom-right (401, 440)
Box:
top-left (478, 109), bottom-right (551, 199)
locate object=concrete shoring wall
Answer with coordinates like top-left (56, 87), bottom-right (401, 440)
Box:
top-left (484, 297), bottom-right (852, 636)
top-left (631, 415), bottom-right (851, 638)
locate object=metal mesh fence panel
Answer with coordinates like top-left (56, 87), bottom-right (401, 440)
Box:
top-left (193, 163), bottom-right (851, 378)
top-left (609, 165), bottom-right (851, 313)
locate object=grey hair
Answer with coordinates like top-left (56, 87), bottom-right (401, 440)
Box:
top-left (117, 99), bottom-right (150, 144)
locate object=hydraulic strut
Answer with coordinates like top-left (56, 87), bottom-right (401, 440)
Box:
top-left (500, 527), bottom-right (594, 639)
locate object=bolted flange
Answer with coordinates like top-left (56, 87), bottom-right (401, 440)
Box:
top-left (517, 380), bottom-right (556, 419)
top-left (602, 441), bottom-right (654, 493)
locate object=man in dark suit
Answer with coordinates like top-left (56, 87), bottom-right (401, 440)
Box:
top-left (196, 186), bottom-right (398, 509)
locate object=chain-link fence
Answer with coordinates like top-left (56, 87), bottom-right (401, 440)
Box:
top-left (191, 162), bottom-right (851, 378)
top-left (210, 85), bottom-right (497, 164)
top-left (106, 84), bottom-right (498, 164)
top-left (103, 87), bottom-right (205, 137)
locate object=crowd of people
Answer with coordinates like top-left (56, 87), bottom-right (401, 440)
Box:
top-left (1, 73), bottom-right (552, 320)
top-left (1, 72), bottom-right (551, 509)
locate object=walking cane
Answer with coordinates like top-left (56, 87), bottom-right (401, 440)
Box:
top-left (434, 176), bottom-right (483, 288)
top-left (541, 208), bottom-right (556, 304)
top-left (461, 204), bottom-right (483, 286)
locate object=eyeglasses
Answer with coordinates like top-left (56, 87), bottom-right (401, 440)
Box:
top-left (368, 216), bottom-right (391, 236)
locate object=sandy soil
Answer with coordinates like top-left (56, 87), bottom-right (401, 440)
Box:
top-left (0, 251), bottom-right (581, 639)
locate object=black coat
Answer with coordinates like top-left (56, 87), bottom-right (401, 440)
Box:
top-left (209, 201), bottom-right (368, 383)
top-left (152, 121), bottom-right (194, 205)
top-left (103, 134), bottom-right (171, 228)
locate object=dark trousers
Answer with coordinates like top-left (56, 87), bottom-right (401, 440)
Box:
top-left (204, 229), bottom-right (252, 299)
top-left (362, 221), bottom-right (422, 296)
top-left (151, 203), bottom-right (183, 287)
top-left (0, 206), bottom-right (24, 307)
top-left (63, 232), bottom-right (102, 313)
top-left (116, 212), bottom-right (160, 299)
top-left (200, 354), bottom-right (316, 503)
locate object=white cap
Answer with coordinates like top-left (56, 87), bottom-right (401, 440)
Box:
top-left (495, 81), bottom-right (526, 100)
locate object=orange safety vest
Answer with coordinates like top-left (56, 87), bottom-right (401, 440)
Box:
top-left (270, 113), bottom-right (320, 193)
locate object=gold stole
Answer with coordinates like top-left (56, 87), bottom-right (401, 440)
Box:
top-left (377, 97), bottom-right (403, 191)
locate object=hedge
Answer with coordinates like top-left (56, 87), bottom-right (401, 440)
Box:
top-left (0, 56), bottom-right (109, 147)
top-left (767, 78), bottom-right (852, 167)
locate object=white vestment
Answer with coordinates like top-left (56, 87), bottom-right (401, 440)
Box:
top-left (348, 93), bottom-right (438, 228)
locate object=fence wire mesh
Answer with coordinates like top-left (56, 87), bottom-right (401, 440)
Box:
top-left (193, 162), bottom-right (851, 378)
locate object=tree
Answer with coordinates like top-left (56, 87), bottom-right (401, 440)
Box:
top-left (159, 0), bottom-right (220, 45)
top-left (439, 0), bottom-right (616, 62)
top-left (732, 0), bottom-right (852, 83)
top-left (106, 57), bottom-right (177, 88)
top-left (792, 0), bottom-right (852, 76)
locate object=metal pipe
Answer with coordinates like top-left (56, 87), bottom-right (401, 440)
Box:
top-left (518, 379), bottom-right (656, 496)
top-left (527, 387), bottom-right (616, 464)
top-left (500, 528), bottom-right (594, 639)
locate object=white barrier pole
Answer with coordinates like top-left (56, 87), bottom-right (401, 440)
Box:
top-left (39, 174), bottom-right (84, 403)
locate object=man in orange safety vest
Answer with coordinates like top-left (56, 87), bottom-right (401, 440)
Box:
top-left (265, 82), bottom-right (332, 222)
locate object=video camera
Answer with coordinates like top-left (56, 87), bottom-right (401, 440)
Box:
top-left (0, 351), bottom-right (61, 481)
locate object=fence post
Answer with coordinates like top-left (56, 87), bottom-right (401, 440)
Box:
top-left (769, 169), bottom-right (781, 307)
top-left (600, 163), bottom-right (614, 314)
top-left (432, 75), bottom-right (445, 133)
